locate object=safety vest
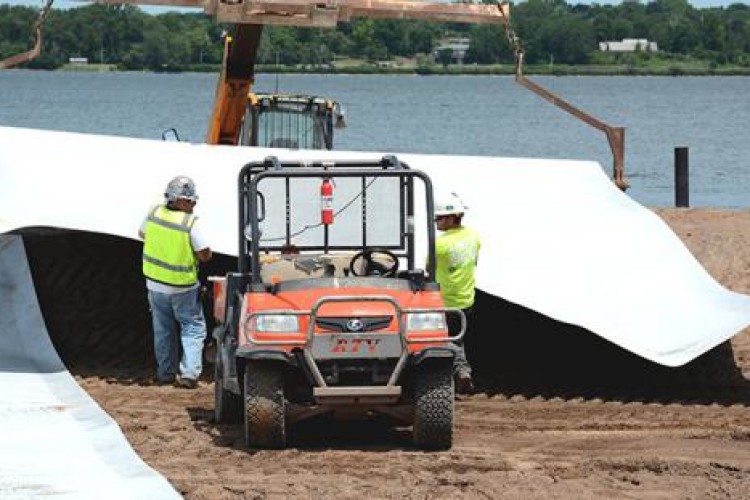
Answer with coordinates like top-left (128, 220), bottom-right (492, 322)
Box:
top-left (142, 205), bottom-right (198, 286)
top-left (435, 226), bottom-right (481, 309)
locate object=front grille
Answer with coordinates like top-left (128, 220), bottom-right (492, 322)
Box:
top-left (316, 316), bottom-right (392, 333)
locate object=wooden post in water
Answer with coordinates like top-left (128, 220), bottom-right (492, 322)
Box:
top-left (675, 146), bottom-right (689, 207)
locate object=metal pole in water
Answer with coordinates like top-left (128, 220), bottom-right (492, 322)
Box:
top-left (675, 146), bottom-right (689, 208)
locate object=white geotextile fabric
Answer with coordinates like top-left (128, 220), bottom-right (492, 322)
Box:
top-left (1, 125), bottom-right (750, 367)
top-left (0, 236), bottom-right (180, 499)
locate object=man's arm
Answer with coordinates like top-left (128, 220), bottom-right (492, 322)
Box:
top-left (195, 247), bottom-right (212, 263)
top-left (190, 220), bottom-right (212, 263)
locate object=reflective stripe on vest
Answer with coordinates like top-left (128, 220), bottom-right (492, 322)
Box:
top-left (142, 205), bottom-right (198, 286)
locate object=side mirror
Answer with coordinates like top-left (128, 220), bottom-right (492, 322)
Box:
top-left (161, 128), bottom-right (181, 142)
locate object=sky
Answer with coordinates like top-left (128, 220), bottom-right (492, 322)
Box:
top-left (4, 0), bottom-right (745, 10)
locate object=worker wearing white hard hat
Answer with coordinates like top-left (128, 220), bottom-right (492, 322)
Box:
top-left (433, 191), bottom-right (481, 394)
top-left (139, 176), bottom-right (213, 389)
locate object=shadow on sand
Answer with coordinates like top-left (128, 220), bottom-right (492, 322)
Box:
top-left (18, 228), bottom-right (750, 406)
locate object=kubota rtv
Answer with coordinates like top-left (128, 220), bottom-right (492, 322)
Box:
top-left (210, 155), bottom-right (465, 449)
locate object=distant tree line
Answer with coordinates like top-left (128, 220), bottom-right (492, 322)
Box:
top-left (1, 0), bottom-right (749, 70)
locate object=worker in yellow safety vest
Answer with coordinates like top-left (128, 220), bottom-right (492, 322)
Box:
top-left (139, 176), bottom-right (212, 389)
top-left (434, 191), bottom-right (480, 394)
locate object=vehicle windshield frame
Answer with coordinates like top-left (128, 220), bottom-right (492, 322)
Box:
top-left (237, 157), bottom-right (436, 284)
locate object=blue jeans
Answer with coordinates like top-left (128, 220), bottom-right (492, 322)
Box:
top-left (147, 288), bottom-right (206, 381)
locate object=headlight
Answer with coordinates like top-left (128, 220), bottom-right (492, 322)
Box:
top-left (407, 312), bottom-right (446, 331)
top-left (254, 314), bottom-right (299, 333)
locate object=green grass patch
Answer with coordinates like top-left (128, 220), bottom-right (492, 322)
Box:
top-left (60, 63), bottom-right (118, 72)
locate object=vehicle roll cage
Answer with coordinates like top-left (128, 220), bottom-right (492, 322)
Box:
top-left (238, 155), bottom-right (437, 284)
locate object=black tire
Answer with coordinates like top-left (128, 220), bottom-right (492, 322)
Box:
top-left (413, 361), bottom-right (454, 450)
top-left (213, 347), bottom-right (242, 424)
top-left (244, 362), bottom-right (286, 449)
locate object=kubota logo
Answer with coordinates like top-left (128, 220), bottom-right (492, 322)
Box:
top-left (346, 319), bottom-right (364, 332)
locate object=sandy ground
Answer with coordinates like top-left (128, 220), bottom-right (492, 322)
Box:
top-left (60, 208), bottom-right (750, 499)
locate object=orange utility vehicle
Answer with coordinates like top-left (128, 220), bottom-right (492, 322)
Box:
top-left (210, 155), bottom-right (465, 449)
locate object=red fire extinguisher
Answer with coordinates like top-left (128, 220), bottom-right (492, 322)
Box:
top-left (320, 177), bottom-right (334, 225)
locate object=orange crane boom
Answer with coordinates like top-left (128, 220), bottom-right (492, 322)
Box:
top-left (206, 24), bottom-right (264, 145)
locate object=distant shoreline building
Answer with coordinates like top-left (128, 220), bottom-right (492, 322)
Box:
top-left (599, 38), bottom-right (658, 53)
top-left (432, 37), bottom-right (470, 65)
top-left (68, 57), bottom-right (89, 65)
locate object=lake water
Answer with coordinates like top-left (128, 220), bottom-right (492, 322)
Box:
top-left (1, 70), bottom-right (749, 208)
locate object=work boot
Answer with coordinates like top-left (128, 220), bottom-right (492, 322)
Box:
top-left (155, 375), bottom-right (176, 386)
top-left (455, 372), bottom-right (474, 395)
top-left (176, 377), bottom-right (198, 389)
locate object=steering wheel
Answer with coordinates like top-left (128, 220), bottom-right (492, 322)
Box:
top-left (349, 249), bottom-right (399, 277)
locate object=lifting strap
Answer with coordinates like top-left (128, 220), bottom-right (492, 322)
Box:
top-left (497, 3), bottom-right (628, 191)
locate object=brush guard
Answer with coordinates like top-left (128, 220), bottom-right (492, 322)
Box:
top-left (241, 295), bottom-right (465, 405)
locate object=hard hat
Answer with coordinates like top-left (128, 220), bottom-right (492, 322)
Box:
top-left (165, 176), bottom-right (198, 202)
top-left (434, 191), bottom-right (467, 216)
